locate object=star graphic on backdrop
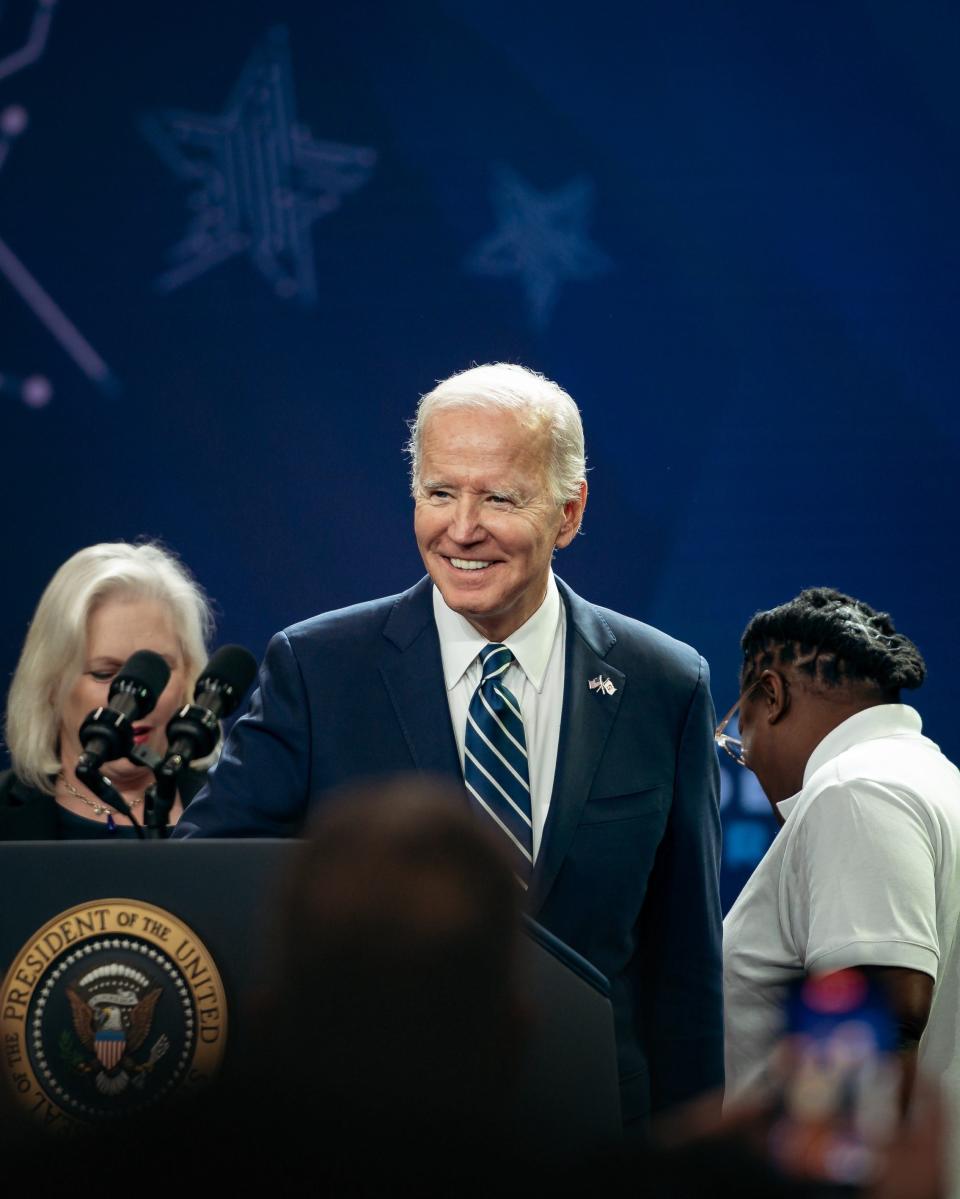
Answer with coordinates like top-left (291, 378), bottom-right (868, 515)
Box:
top-left (143, 25), bottom-right (377, 305)
top-left (466, 166), bottom-right (613, 330)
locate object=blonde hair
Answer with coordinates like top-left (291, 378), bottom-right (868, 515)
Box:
top-left (5, 542), bottom-right (214, 794)
top-left (406, 362), bottom-right (587, 506)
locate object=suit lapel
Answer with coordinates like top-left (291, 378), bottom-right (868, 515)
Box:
top-left (529, 579), bottom-right (624, 913)
top-left (379, 577), bottom-right (463, 779)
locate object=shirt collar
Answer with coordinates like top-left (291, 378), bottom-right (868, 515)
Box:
top-left (775, 704), bottom-right (922, 822)
top-left (432, 573), bottom-right (561, 693)
top-left (802, 703), bottom-right (922, 787)
top-left (775, 792), bottom-right (801, 821)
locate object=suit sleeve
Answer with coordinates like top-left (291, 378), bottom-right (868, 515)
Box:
top-left (639, 654), bottom-right (724, 1111)
top-left (174, 630), bottom-right (311, 837)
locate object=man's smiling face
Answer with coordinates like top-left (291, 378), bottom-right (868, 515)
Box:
top-left (414, 405), bottom-right (585, 642)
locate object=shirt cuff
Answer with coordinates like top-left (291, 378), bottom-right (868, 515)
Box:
top-left (807, 939), bottom-right (938, 979)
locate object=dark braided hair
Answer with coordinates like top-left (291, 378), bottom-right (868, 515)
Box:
top-left (740, 587), bottom-right (926, 698)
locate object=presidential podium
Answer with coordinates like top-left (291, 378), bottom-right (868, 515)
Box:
top-left (0, 841), bottom-right (620, 1152)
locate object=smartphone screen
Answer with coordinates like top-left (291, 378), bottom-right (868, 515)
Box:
top-left (767, 968), bottom-right (901, 1188)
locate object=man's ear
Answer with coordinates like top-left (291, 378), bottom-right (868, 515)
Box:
top-left (555, 480), bottom-right (588, 549)
top-left (760, 669), bottom-right (790, 725)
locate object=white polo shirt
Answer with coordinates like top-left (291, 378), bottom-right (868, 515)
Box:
top-left (723, 705), bottom-right (960, 1192)
top-left (431, 573), bottom-right (565, 859)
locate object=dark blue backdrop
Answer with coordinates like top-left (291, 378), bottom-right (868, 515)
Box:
top-left (3, 0), bottom-right (958, 909)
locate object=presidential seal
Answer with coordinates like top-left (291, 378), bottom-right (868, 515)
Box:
top-left (1, 899), bottom-right (227, 1130)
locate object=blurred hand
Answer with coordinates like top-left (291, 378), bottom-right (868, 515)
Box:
top-left (869, 1078), bottom-right (947, 1199)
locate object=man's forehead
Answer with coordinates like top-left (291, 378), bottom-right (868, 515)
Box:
top-left (419, 451), bottom-right (547, 488)
top-left (417, 405), bottom-right (553, 493)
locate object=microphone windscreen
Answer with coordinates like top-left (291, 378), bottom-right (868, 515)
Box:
top-left (195, 645), bottom-right (258, 716)
top-left (110, 650), bottom-right (171, 709)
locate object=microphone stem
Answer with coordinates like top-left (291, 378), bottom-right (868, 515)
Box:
top-left (142, 758), bottom-right (180, 838)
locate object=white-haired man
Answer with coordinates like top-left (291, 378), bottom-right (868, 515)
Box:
top-left (179, 363), bottom-right (723, 1128)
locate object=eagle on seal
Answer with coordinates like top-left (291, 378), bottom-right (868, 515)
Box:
top-left (66, 985), bottom-right (163, 1094)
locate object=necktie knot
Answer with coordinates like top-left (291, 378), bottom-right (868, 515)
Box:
top-left (480, 643), bottom-right (513, 683)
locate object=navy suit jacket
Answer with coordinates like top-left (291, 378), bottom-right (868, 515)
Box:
top-left (178, 576), bottom-right (723, 1124)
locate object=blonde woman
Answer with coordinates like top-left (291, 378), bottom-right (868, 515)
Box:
top-left (1, 543), bottom-right (214, 838)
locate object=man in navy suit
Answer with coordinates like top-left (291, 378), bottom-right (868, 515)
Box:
top-left (178, 362), bottom-right (723, 1127)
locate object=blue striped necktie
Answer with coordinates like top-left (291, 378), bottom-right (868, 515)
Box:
top-left (463, 643), bottom-right (533, 885)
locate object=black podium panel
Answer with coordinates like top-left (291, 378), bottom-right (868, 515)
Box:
top-left (0, 840), bottom-right (620, 1151)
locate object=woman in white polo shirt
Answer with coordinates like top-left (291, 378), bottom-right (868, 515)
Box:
top-left (718, 588), bottom-right (960, 1196)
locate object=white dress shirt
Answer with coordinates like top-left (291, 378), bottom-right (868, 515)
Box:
top-left (432, 572), bottom-right (566, 859)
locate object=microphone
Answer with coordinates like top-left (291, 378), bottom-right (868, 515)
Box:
top-left (76, 650), bottom-right (171, 775)
top-left (160, 645), bottom-right (257, 774)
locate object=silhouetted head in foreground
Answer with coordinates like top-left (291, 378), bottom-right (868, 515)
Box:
top-left (261, 775), bottom-right (526, 1136)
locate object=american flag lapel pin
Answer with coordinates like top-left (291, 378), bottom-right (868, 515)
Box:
top-left (588, 674), bottom-right (617, 696)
